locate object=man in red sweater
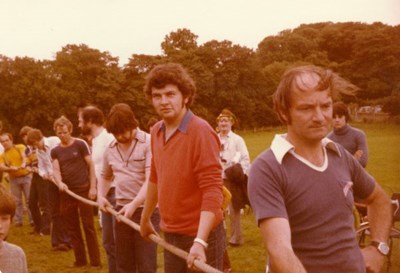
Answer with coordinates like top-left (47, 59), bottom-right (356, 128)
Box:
top-left (140, 63), bottom-right (225, 273)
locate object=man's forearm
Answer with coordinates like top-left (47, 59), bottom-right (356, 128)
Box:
top-left (98, 177), bottom-right (112, 199)
top-left (141, 182), bottom-right (158, 221)
top-left (195, 211), bottom-right (216, 242)
top-left (366, 186), bottom-right (392, 242)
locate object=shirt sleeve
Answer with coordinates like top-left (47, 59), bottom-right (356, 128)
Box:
top-left (78, 139), bottom-right (91, 157)
top-left (248, 150), bottom-right (289, 226)
top-left (192, 124), bottom-right (223, 218)
top-left (343, 147), bottom-right (375, 200)
top-left (355, 130), bottom-right (368, 167)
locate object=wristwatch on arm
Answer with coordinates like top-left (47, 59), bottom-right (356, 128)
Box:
top-left (370, 241), bottom-right (390, 256)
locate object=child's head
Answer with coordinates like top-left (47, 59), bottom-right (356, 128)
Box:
top-left (0, 187), bottom-right (16, 241)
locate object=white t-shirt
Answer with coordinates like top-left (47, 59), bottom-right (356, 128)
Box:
top-left (92, 128), bottom-right (115, 185)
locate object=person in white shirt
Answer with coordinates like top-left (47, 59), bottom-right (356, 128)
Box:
top-left (79, 106), bottom-right (116, 273)
top-left (217, 109), bottom-right (250, 246)
top-left (26, 129), bottom-right (72, 251)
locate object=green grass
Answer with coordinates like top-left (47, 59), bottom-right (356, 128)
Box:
top-left (5, 123), bottom-right (400, 272)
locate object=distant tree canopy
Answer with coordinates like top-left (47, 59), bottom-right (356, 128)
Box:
top-left (1, 22), bottom-right (399, 137)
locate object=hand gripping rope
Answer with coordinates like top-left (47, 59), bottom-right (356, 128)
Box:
top-left (64, 188), bottom-right (223, 273)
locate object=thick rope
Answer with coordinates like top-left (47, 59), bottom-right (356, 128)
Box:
top-left (64, 188), bottom-right (223, 273)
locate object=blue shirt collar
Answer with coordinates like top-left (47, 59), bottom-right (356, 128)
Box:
top-left (158, 109), bottom-right (193, 134)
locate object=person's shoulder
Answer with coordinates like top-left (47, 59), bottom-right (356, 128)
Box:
top-left (190, 115), bottom-right (214, 131)
top-left (99, 129), bottom-right (115, 142)
top-left (15, 144), bottom-right (26, 151)
top-left (3, 241), bottom-right (25, 255)
top-left (137, 129), bottom-right (151, 144)
top-left (75, 138), bottom-right (89, 145)
top-left (252, 148), bottom-right (275, 165)
top-left (350, 126), bottom-right (366, 136)
top-left (46, 136), bottom-right (60, 144)
top-left (229, 130), bottom-right (246, 141)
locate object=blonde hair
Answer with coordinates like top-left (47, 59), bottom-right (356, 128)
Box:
top-left (53, 116), bottom-right (73, 133)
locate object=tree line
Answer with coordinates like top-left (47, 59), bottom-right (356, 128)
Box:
top-left (1, 21), bottom-right (399, 138)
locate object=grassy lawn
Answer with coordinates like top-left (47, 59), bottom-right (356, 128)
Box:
top-left (4, 123), bottom-right (400, 272)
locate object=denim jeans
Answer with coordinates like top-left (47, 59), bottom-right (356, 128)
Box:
top-left (48, 183), bottom-right (71, 248)
top-left (61, 191), bottom-right (101, 266)
top-left (101, 187), bottom-right (116, 273)
top-left (164, 221), bottom-right (225, 273)
top-left (115, 206), bottom-right (160, 273)
top-left (29, 173), bottom-right (50, 234)
top-left (9, 175), bottom-right (33, 225)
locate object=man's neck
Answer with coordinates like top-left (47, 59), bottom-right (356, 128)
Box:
top-left (285, 134), bottom-right (324, 165)
top-left (163, 108), bottom-right (187, 130)
top-left (92, 126), bottom-right (104, 138)
top-left (219, 130), bottom-right (230, 137)
top-left (61, 137), bottom-right (74, 147)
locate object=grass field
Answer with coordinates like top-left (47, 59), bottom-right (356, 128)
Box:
top-left (5, 123), bottom-right (400, 272)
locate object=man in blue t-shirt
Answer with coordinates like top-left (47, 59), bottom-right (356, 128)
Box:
top-left (51, 115), bottom-right (101, 268)
top-left (248, 65), bottom-right (392, 273)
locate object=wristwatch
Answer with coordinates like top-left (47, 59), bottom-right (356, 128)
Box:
top-left (370, 241), bottom-right (390, 256)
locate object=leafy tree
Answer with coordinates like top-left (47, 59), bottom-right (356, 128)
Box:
top-left (0, 56), bottom-right (61, 136)
top-left (161, 28), bottom-right (198, 56)
top-left (51, 44), bottom-right (124, 123)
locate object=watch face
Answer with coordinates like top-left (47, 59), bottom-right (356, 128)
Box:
top-left (378, 243), bottom-right (390, 255)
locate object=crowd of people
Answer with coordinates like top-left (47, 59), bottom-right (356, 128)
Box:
top-left (0, 63), bottom-right (394, 273)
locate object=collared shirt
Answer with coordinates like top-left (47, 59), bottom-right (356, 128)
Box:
top-left (150, 110), bottom-right (223, 235)
top-left (271, 134), bottom-right (341, 171)
top-left (218, 130), bottom-right (251, 176)
top-left (36, 136), bottom-right (60, 178)
top-left (102, 129), bottom-right (151, 206)
top-left (248, 134), bottom-right (375, 273)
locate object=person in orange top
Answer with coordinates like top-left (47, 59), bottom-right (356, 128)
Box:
top-left (140, 63), bottom-right (225, 273)
top-left (0, 132), bottom-right (33, 227)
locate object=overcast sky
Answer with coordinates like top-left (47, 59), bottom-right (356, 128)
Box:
top-left (1, 0), bottom-right (399, 65)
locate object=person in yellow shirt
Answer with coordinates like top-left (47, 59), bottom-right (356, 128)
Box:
top-left (0, 132), bottom-right (33, 226)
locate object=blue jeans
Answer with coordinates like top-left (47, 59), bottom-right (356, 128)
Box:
top-left (9, 175), bottom-right (33, 225)
top-left (101, 187), bottom-right (116, 273)
top-left (115, 206), bottom-right (160, 273)
top-left (164, 221), bottom-right (225, 273)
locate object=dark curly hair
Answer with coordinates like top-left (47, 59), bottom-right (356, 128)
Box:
top-left (143, 63), bottom-right (196, 107)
